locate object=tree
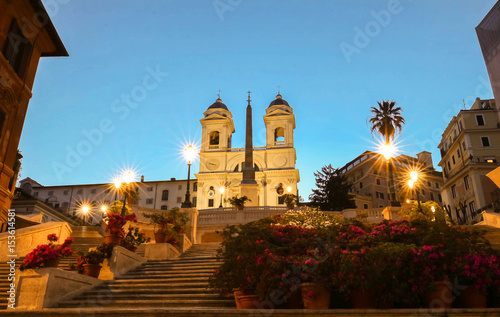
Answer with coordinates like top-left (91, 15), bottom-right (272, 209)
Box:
top-left (368, 100), bottom-right (405, 144)
top-left (309, 164), bottom-right (356, 211)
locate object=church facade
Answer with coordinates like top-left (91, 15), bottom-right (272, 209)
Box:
top-left (195, 93), bottom-right (300, 210)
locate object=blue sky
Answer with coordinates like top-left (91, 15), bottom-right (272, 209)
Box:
top-left (20, 0), bottom-right (497, 199)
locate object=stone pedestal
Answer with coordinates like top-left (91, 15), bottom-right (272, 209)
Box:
top-left (98, 245), bottom-right (146, 280)
top-left (12, 268), bottom-right (103, 310)
top-left (180, 207), bottom-right (198, 244)
top-left (240, 183), bottom-right (259, 207)
top-left (144, 243), bottom-right (180, 261)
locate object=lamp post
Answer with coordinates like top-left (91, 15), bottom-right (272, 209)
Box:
top-left (81, 205), bottom-right (89, 226)
top-left (408, 171), bottom-right (422, 213)
top-left (101, 205), bottom-right (108, 219)
top-left (182, 145), bottom-right (197, 208)
top-left (219, 186), bottom-right (224, 208)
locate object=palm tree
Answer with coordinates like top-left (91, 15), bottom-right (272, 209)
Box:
top-left (369, 100), bottom-right (405, 145)
top-left (369, 100), bottom-right (405, 205)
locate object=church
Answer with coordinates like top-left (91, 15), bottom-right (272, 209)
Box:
top-left (195, 92), bottom-right (300, 210)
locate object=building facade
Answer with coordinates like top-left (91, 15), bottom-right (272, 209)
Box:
top-left (340, 150), bottom-right (443, 210)
top-left (438, 98), bottom-right (500, 224)
top-left (19, 177), bottom-right (197, 225)
top-left (476, 1), bottom-right (500, 107)
top-left (0, 0), bottom-right (67, 223)
top-left (195, 94), bottom-right (300, 210)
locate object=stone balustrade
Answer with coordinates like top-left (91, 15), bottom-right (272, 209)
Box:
top-left (198, 206), bottom-right (289, 227)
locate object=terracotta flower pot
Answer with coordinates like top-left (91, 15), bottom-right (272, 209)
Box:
top-left (233, 288), bottom-right (243, 309)
top-left (237, 295), bottom-right (259, 309)
top-left (154, 232), bottom-right (167, 243)
top-left (350, 288), bottom-right (376, 309)
top-left (423, 281), bottom-right (453, 309)
top-left (43, 257), bottom-right (60, 268)
top-left (236, 206), bottom-right (244, 211)
top-left (286, 288), bottom-right (304, 309)
top-left (461, 286), bottom-right (487, 308)
top-left (82, 264), bottom-right (102, 278)
top-left (301, 282), bottom-right (331, 309)
top-left (105, 234), bottom-right (122, 245)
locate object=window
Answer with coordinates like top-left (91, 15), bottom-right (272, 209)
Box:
top-left (462, 141), bottom-right (466, 151)
top-left (62, 202), bottom-right (68, 207)
top-left (209, 131), bottom-right (220, 146)
top-left (376, 179), bottom-right (381, 185)
top-left (481, 137), bottom-right (490, 147)
top-left (427, 181), bottom-right (431, 187)
top-left (105, 188), bottom-right (111, 193)
top-left (447, 162), bottom-right (451, 170)
top-left (178, 185), bottom-right (182, 190)
top-left (147, 187), bottom-right (153, 192)
top-left (33, 192), bottom-right (38, 197)
top-left (359, 182), bottom-right (363, 189)
top-left (438, 194), bottom-right (442, 203)
top-left (430, 193), bottom-right (434, 201)
top-left (464, 175), bottom-right (470, 190)
top-left (421, 190), bottom-right (425, 195)
top-left (458, 120), bottom-right (463, 131)
top-left (48, 191), bottom-right (54, 196)
top-left (451, 185), bottom-right (457, 198)
top-left (485, 157), bottom-right (497, 163)
top-left (146, 199), bottom-right (153, 204)
top-left (2, 20), bottom-right (32, 77)
top-left (363, 204), bottom-right (368, 209)
top-left (193, 197), bottom-right (197, 207)
top-left (208, 199), bottom-right (214, 207)
top-left (162, 190), bottom-right (169, 201)
top-left (63, 190), bottom-right (69, 195)
top-left (91, 189), bottom-right (96, 194)
top-left (193, 182), bottom-right (198, 192)
top-left (452, 155), bottom-right (455, 165)
top-left (435, 183), bottom-right (439, 189)
top-left (457, 149), bottom-right (461, 158)
top-left (476, 115), bottom-right (485, 126)
top-left (161, 205), bottom-right (168, 210)
top-left (278, 196), bottom-right (285, 204)
top-left (77, 189), bottom-right (83, 194)
top-left (274, 127), bottom-right (285, 144)
top-left (376, 192), bottom-right (384, 199)
top-left (469, 201), bottom-right (476, 215)
top-left (177, 197), bottom-right (182, 203)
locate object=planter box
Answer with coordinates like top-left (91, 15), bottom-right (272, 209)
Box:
top-left (11, 268), bottom-right (103, 310)
top-left (92, 245), bottom-right (146, 280)
top-left (144, 243), bottom-right (180, 261)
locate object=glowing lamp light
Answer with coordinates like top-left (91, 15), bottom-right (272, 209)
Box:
top-left (82, 206), bottom-right (89, 214)
top-left (220, 187), bottom-right (225, 194)
top-left (114, 179), bottom-right (122, 189)
top-left (101, 205), bottom-right (107, 213)
top-left (380, 143), bottom-right (394, 161)
top-left (406, 199), bottom-right (410, 204)
top-left (410, 171), bottom-right (419, 183)
top-left (407, 180), bottom-right (414, 189)
top-left (431, 206), bottom-right (435, 213)
top-left (184, 145), bottom-right (197, 163)
top-left (123, 171), bottom-right (134, 184)
top-left (286, 186), bottom-right (292, 193)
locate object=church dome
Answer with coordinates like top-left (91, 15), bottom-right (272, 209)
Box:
top-left (268, 94), bottom-right (290, 107)
top-left (208, 98), bottom-right (228, 110)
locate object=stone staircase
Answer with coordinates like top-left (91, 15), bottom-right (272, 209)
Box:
top-left (0, 225), bottom-right (104, 310)
top-left (57, 243), bottom-right (234, 309)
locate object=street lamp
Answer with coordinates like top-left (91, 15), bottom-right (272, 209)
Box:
top-left (81, 205), bottom-right (89, 226)
top-left (219, 186), bottom-right (225, 208)
top-left (114, 170), bottom-right (134, 215)
top-left (101, 205), bottom-right (108, 218)
top-left (181, 145), bottom-right (197, 208)
top-left (408, 172), bottom-right (422, 213)
top-left (286, 186), bottom-right (292, 193)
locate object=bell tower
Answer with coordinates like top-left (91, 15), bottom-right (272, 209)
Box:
top-left (264, 93), bottom-right (295, 148)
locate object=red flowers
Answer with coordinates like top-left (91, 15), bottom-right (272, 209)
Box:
top-left (19, 234), bottom-right (74, 271)
top-left (106, 213), bottom-right (137, 237)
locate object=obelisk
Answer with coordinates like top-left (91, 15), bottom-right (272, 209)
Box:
top-left (240, 91), bottom-right (259, 206)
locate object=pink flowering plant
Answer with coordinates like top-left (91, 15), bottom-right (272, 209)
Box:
top-left (454, 251), bottom-right (500, 295)
top-left (19, 234), bottom-right (74, 271)
top-left (105, 213), bottom-right (138, 237)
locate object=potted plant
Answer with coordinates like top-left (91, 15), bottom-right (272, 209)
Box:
top-left (121, 226), bottom-right (151, 252)
top-left (19, 234), bottom-right (74, 271)
top-left (143, 211), bottom-right (177, 244)
top-left (282, 193), bottom-right (298, 210)
top-left (168, 207), bottom-right (190, 234)
top-left (228, 195), bottom-right (251, 210)
top-left (104, 212), bottom-right (137, 245)
top-left (76, 243), bottom-right (114, 278)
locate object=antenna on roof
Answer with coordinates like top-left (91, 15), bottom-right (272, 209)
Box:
top-left (463, 99), bottom-right (466, 109)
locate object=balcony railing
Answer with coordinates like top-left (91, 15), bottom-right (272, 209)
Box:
top-left (198, 206), bottom-right (289, 226)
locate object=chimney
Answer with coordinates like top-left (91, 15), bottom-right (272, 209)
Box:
top-left (141, 175), bottom-right (145, 183)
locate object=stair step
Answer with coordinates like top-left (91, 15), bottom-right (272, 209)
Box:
top-left (71, 293), bottom-right (223, 301)
top-left (81, 288), bottom-right (214, 295)
top-left (96, 282), bottom-right (209, 289)
top-left (58, 299), bottom-right (235, 308)
top-left (112, 277), bottom-right (209, 283)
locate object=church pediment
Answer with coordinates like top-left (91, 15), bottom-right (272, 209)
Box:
top-left (264, 109), bottom-right (294, 118)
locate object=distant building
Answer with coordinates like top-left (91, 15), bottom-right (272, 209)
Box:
top-left (438, 98), bottom-right (500, 224)
top-left (18, 177), bottom-right (197, 225)
top-left (476, 1), bottom-right (500, 106)
top-left (195, 94), bottom-right (300, 210)
top-left (340, 150), bottom-right (443, 210)
top-left (0, 0), bottom-right (67, 224)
